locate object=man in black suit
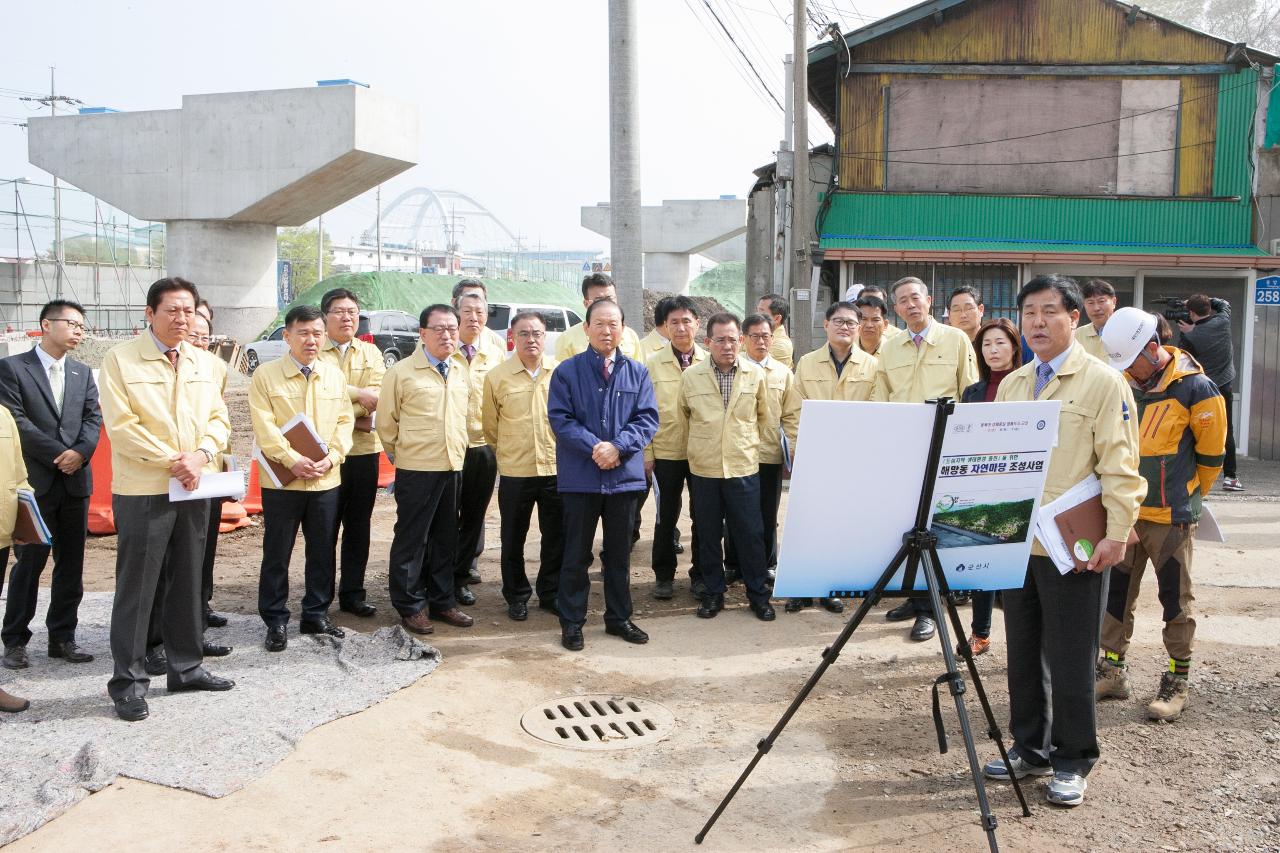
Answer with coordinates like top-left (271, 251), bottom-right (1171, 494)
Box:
top-left (0, 300), bottom-right (102, 670)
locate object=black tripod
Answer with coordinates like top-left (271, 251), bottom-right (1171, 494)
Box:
top-left (695, 398), bottom-right (1032, 852)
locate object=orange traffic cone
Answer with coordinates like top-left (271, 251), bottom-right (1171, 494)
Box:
top-left (87, 426), bottom-right (115, 535)
top-left (378, 452), bottom-right (394, 488)
top-left (242, 461), bottom-right (263, 515)
top-left (219, 499), bottom-right (251, 533)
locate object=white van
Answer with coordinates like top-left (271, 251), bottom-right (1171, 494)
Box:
top-left (487, 303), bottom-right (582, 357)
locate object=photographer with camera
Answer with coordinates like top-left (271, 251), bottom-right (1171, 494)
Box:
top-left (1176, 294), bottom-right (1241, 491)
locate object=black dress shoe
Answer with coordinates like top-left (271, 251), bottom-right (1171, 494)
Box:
top-left (696, 594), bottom-right (725, 619)
top-left (605, 620), bottom-right (649, 644)
top-left (114, 696), bottom-right (149, 722)
top-left (456, 585), bottom-right (477, 606)
top-left (143, 648), bottom-right (167, 676)
top-left (467, 568), bottom-right (483, 585)
top-left (340, 600), bottom-right (378, 618)
top-left (202, 641), bottom-right (233, 657)
top-left (538, 599), bottom-right (560, 617)
top-left (910, 615), bottom-right (936, 641)
top-left (652, 580), bottom-right (674, 600)
top-left (264, 626), bottom-right (288, 652)
top-left (751, 601), bottom-right (777, 621)
top-left (205, 609), bottom-right (229, 628)
top-left (886, 601), bottom-right (916, 622)
top-left (508, 602), bottom-right (529, 621)
top-left (784, 598), bottom-right (810, 613)
top-left (562, 627), bottom-right (584, 651)
top-left (300, 618), bottom-right (345, 638)
top-left (2, 645), bottom-right (30, 669)
top-left (50, 639), bottom-right (95, 662)
top-left (168, 673), bottom-right (235, 692)
top-left (820, 598), bottom-right (845, 614)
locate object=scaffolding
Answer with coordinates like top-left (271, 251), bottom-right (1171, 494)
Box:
top-left (1, 177), bottom-right (164, 334)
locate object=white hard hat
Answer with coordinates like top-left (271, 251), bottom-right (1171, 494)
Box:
top-left (1099, 307), bottom-right (1158, 371)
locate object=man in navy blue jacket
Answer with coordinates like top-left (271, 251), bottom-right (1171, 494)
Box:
top-left (548, 298), bottom-right (658, 651)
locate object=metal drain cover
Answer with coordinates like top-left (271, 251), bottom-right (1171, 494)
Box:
top-left (521, 695), bottom-right (675, 751)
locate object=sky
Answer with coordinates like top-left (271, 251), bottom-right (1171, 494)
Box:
top-left (0, 0), bottom-right (916, 254)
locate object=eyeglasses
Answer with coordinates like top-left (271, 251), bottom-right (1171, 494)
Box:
top-left (515, 330), bottom-right (546, 340)
top-left (48, 318), bottom-right (87, 332)
top-left (188, 334), bottom-right (211, 344)
top-left (828, 318), bottom-right (858, 329)
top-left (425, 325), bottom-right (459, 335)
top-left (326, 308), bottom-right (359, 317)
top-left (746, 332), bottom-right (773, 342)
top-left (708, 336), bottom-right (739, 346)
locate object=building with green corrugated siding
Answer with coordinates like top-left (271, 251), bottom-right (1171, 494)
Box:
top-left (797, 0), bottom-right (1279, 457)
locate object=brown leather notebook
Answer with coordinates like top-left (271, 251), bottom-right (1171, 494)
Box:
top-left (260, 455), bottom-right (297, 488)
top-left (354, 416), bottom-right (374, 433)
top-left (14, 497), bottom-right (51, 546)
top-left (1054, 493), bottom-right (1108, 571)
top-left (283, 421), bottom-right (329, 462)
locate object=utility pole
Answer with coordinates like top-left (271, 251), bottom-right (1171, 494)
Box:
top-left (316, 214), bottom-right (324, 283)
top-left (777, 54), bottom-right (794, 295)
top-left (375, 185), bottom-right (382, 272)
top-left (608, 0), bottom-right (643, 325)
top-left (790, 1), bottom-right (814, 355)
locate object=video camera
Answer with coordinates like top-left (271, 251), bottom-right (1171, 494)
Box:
top-left (1151, 296), bottom-right (1229, 324)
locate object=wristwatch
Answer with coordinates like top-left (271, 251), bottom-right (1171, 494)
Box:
top-left (198, 448), bottom-right (215, 464)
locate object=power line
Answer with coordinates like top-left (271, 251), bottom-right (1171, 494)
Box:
top-left (682, 0), bottom-right (783, 114)
top-left (697, 0), bottom-right (785, 110)
top-left (841, 137), bottom-right (1216, 166)
top-left (840, 71), bottom-right (1266, 157)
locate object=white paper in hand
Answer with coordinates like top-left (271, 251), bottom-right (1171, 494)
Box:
top-left (1035, 474), bottom-right (1102, 574)
top-left (169, 471), bottom-right (247, 502)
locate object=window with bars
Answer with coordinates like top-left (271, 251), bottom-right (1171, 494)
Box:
top-left (845, 262), bottom-right (1020, 327)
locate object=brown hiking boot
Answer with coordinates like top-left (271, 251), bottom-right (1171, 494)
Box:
top-left (0, 686), bottom-right (30, 713)
top-left (1095, 659), bottom-right (1131, 700)
top-left (1147, 673), bottom-right (1189, 721)
top-left (401, 611), bottom-right (434, 635)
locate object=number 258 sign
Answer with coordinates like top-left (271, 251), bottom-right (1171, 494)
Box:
top-left (1258, 276), bottom-right (1280, 306)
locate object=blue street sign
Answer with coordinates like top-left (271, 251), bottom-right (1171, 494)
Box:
top-left (1257, 275), bottom-right (1280, 306)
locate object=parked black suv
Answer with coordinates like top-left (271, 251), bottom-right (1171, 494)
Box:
top-left (357, 310), bottom-right (420, 367)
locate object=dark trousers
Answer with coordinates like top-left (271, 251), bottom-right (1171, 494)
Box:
top-left (201, 498), bottom-right (223, 617)
top-left (388, 469), bottom-right (459, 617)
top-left (971, 591), bottom-right (996, 638)
top-left (108, 494), bottom-right (209, 701)
top-left (651, 458), bottom-right (699, 583)
top-left (1220, 382), bottom-right (1237, 478)
top-left (334, 452), bottom-right (379, 606)
top-left (1003, 555), bottom-right (1108, 777)
top-left (498, 475), bottom-right (563, 606)
top-left (2, 478), bottom-right (88, 648)
top-left (558, 491), bottom-right (638, 630)
top-left (258, 487), bottom-right (340, 627)
top-left (724, 462), bottom-right (783, 574)
top-left (689, 473), bottom-right (771, 607)
top-left (454, 445), bottom-right (497, 584)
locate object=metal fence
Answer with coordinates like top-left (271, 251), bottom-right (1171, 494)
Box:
top-left (0, 178), bottom-right (164, 332)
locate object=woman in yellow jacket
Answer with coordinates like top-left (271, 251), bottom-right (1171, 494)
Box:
top-left (0, 404), bottom-right (34, 712)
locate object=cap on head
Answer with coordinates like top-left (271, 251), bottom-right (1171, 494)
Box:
top-left (1099, 307), bottom-right (1158, 371)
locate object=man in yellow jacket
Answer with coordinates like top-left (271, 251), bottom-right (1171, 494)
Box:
top-left (378, 304), bottom-right (474, 635)
top-left (873, 276), bottom-right (978, 641)
top-left (678, 313), bottom-right (777, 622)
top-left (983, 275), bottom-right (1143, 809)
top-left (317, 288), bottom-right (385, 619)
top-left (644, 296), bottom-right (704, 601)
top-left (638, 296), bottom-right (675, 359)
top-left (0, 403), bottom-right (34, 713)
top-left (726, 312), bottom-right (801, 588)
top-left (100, 277), bottom-right (233, 722)
top-left (1073, 278), bottom-right (1116, 361)
top-left (1096, 308), bottom-right (1226, 722)
top-left (555, 273), bottom-right (641, 361)
top-left (756, 293), bottom-right (794, 368)
top-left (447, 291), bottom-right (506, 603)
top-left (482, 310), bottom-right (561, 621)
top-left (250, 305), bottom-right (354, 653)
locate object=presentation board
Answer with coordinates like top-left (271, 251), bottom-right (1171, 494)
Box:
top-left (772, 399), bottom-right (1061, 596)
